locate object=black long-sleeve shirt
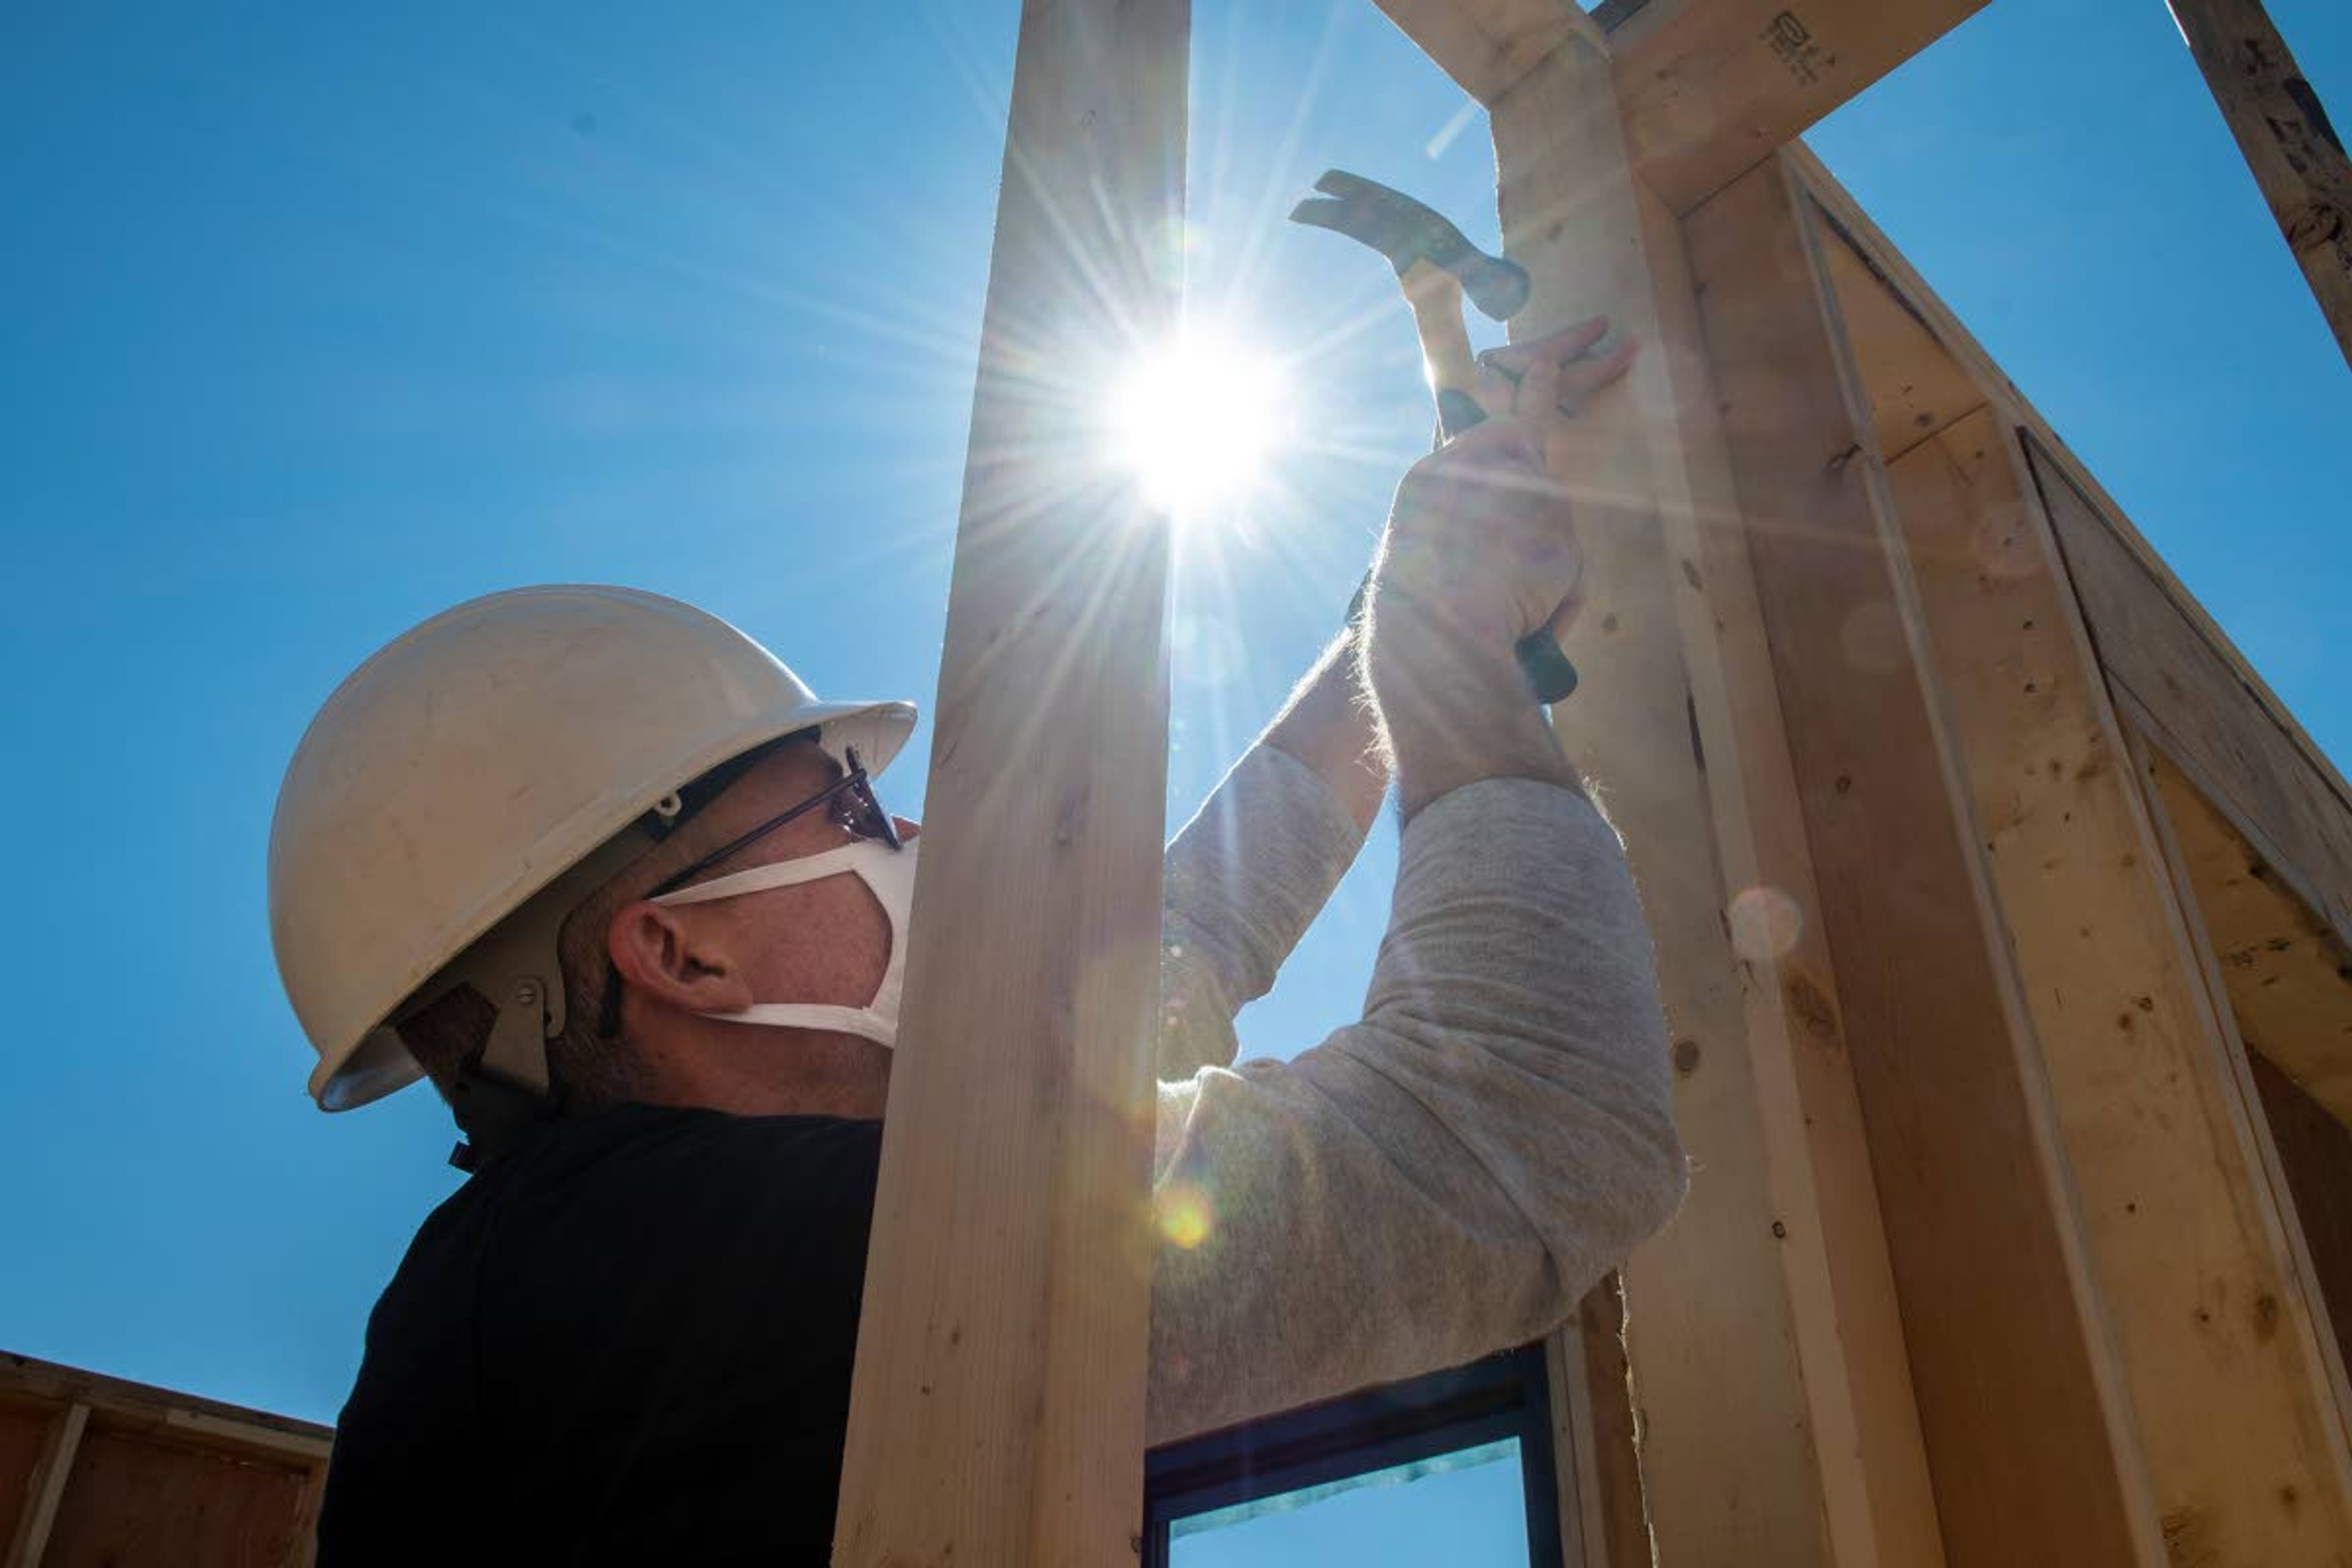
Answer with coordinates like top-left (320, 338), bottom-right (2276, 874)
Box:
top-left (322, 1104), bottom-right (879, 1564)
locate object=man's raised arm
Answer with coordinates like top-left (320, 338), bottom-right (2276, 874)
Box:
top-left (1156, 627), bottom-right (1388, 1082)
top-left (1145, 326), bottom-right (1686, 1442)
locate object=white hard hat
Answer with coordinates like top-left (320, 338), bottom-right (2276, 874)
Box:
top-left (269, 584), bottom-right (916, 1112)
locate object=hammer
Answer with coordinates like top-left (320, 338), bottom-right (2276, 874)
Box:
top-left (1291, 168), bottom-right (1580, 703)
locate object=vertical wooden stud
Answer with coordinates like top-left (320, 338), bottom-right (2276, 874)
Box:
top-left (1483, 31), bottom-right (1947, 1565)
top-left (4, 1403), bottom-right (87, 1568)
top-left (1684, 151), bottom-right (2166, 1564)
top-left (830, 1), bottom-right (1187, 1563)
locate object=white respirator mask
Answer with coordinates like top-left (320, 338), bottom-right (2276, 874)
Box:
top-left (649, 837), bottom-right (918, 1049)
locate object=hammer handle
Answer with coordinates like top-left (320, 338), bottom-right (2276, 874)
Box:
top-left (1396, 260), bottom-right (1578, 704)
top-left (1431, 397), bottom-right (1580, 704)
top-left (1392, 262), bottom-right (1580, 700)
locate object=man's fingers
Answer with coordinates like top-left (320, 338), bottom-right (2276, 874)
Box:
top-left (1544, 575), bottom-right (1588, 641)
top-left (1479, 316), bottom-right (1610, 378)
top-left (1442, 412), bottom-right (1547, 469)
top-left (1514, 345), bottom-right (1565, 429)
top-left (1553, 339), bottom-right (1639, 410)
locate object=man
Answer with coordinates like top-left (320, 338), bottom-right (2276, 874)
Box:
top-left (271, 324), bottom-right (1684, 1562)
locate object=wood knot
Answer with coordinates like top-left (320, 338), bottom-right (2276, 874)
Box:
top-left (1784, 974), bottom-right (1839, 1041)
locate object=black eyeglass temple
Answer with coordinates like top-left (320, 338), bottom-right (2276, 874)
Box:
top-left (598, 746), bottom-right (896, 1039)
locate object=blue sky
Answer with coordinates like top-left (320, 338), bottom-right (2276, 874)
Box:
top-left (2, 1), bottom-right (2345, 1538)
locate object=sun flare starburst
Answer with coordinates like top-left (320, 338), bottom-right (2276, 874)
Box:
top-left (1111, 333), bottom-right (1291, 522)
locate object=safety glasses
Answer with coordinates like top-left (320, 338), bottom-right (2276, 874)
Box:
top-left (643, 745), bottom-right (899, 902)
top-left (598, 745), bottom-right (899, 1038)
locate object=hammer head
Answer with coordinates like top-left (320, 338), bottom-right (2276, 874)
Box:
top-left (1289, 168), bottom-right (1529, 322)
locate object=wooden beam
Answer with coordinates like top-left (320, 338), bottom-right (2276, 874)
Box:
top-left (2168, 0), bottom-right (2352, 368)
top-left (38, 1426), bottom-right (315, 1568)
top-left (1488, 39), bottom-right (1946, 1564)
top-left (2133, 736), bottom-right (2352, 1505)
top-left (1814, 234), bottom-right (1985, 464)
top-left (1372, 0), bottom-right (1598, 105)
top-left (290, 1460), bottom-right (326, 1568)
top-left (1611, 0), bottom-right (1988, 213)
top-left (2138, 736), bottom-right (2352, 1131)
top-left (4, 1403), bottom-right (86, 1568)
top-left (829, 0), bottom-right (1185, 1562)
top-left (1789, 143), bottom-right (2352, 963)
top-left (1880, 404), bottom-right (2352, 1562)
top-left (0, 1354), bottom-right (331, 1470)
top-left (1380, 0), bottom-right (1988, 213)
top-left (2027, 442), bottom-right (2352, 949)
top-left (1685, 151), bottom-right (2165, 1564)
top-left (1550, 1281), bottom-right (1649, 1568)
top-left (2247, 1050), bottom-right (2352, 1386)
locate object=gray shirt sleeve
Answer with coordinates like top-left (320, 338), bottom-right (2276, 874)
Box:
top-left (1146, 777), bottom-right (1687, 1444)
top-left (1157, 745), bottom-right (1366, 1080)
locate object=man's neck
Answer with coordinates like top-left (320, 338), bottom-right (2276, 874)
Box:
top-left (629, 1021), bottom-right (892, 1120)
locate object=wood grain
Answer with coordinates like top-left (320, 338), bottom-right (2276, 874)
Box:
top-left (829, 0), bottom-right (1186, 1562)
top-left (2029, 440), bottom-right (2352, 953)
top-left (2, 1403), bottom-right (85, 1568)
top-left (1380, 0), bottom-right (1991, 216)
top-left (1372, 0), bottom-right (1598, 105)
top-left (1884, 405), bottom-right (2352, 1563)
top-left (1814, 233), bottom-right (1985, 464)
top-left (42, 1427), bottom-right (309, 1568)
top-left (1789, 145), bottom-right (2352, 960)
top-left (2147, 733), bottom-right (2352, 1124)
top-left (1488, 36), bottom-right (1951, 1564)
top-left (1614, 0), bottom-right (1989, 213)
top-left (2250, 1052), bottom-right (2352, 1381)
top-left (1686, 152), bottom-right (2162, 1566)
top-left (2169, 0), bottom-right (2352, 368)
top-left (0, 1405), bottom-right (49, 1553)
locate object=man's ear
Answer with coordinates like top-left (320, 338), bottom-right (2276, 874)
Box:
top-left (607, 901), bottom-right (757, 1017)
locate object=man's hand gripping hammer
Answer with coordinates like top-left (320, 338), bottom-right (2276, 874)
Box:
top-left (1291, 168), bottom-right (1581, 703)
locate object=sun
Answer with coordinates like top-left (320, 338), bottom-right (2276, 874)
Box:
top-left (1110, 331), bottom-right (1290, 521)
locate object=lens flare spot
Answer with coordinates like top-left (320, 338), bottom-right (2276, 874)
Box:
top-left (1728, 885), bottom-right (1803, 962)
top-left (1155, 1182), bottom-right (1215, 1250)
top-left (1171, 612), bottom-right (1243, 687)
top-left (1839, 599), bottom-right (1906, 674)
top-left (1112, 333), bottom-right (1289, 520)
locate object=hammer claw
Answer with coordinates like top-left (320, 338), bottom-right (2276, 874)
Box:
top-left (1286, 195), bottom-right (1355, 232)
top-left (1286, 167), bottom-right (1529, 321)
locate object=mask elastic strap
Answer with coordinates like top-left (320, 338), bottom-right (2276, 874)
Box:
top-left (712, 1003), bottom-right (889, 1037)
top-left (650, 840), bottom-right (883, 908)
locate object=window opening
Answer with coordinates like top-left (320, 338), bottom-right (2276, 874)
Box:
top-left (1143, 1342), bottom-right (1562, 1567)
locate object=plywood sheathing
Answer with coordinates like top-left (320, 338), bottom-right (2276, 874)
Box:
top-left (1688, 152), bottom-right (2163, 1567)
top-left (1787, 145), bottom-right (2352, 961)
top-left (0, 1353), bottom-right (330, 1568)
top-left (1882, 408), bottom-right (2352, 1563)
